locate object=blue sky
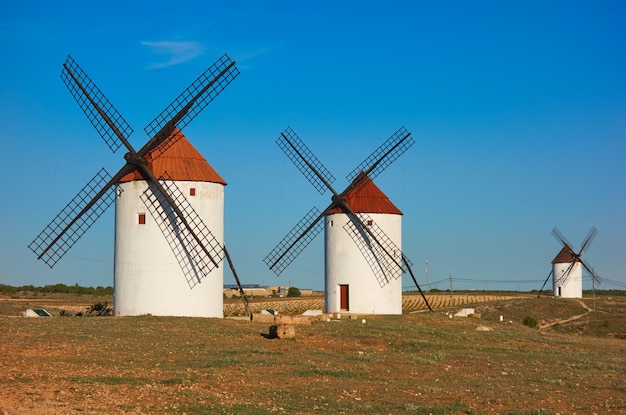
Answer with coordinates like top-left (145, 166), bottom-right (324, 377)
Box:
top-left (1, 1), bottom-right (624, 291)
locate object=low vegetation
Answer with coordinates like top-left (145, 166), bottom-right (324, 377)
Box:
top-left (0, 283), bottom-right (113, 296)
top-left (0, 290), bottom-right (624, 414)
top-left (287, 286), bottom-right (302, 297)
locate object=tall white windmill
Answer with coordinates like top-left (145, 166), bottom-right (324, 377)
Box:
top-left (114, 128), bottom-right (228, 317)
top-left (29, 54), bottom-right (248, 317)
top-left (324, 174), bottom-right (404, 313)
top-left (264, 127), bottom-right (431, 314)
top-left (538, 227), bottom-right (602, 298)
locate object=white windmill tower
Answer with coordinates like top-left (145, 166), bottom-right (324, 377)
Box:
top-left (264, 127), bottom-right (431, 314)
top-left (114, 128), bottom-right (227, 317)
top-left (552, 246), bottom-right (583, 298)
top-left (324, 174), bottom-right (404, 314)
top-left (29, 54), bottom-right (249, 317)
top-left (538, 227), bottom-right (602, 298)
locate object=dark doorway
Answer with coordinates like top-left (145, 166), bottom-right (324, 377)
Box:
top-left (339, 284), bottom-right (349, 311)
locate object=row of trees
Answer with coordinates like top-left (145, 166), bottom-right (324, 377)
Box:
top-left (0, 283), bottom-right (113, 296)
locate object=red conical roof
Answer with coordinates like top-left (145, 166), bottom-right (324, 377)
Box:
top-left (552, 246), bottom-right (580, 264)
top-left (119, 128), bottom-right (226, 185)
top-left (325, 175), bottom-right (402, 215)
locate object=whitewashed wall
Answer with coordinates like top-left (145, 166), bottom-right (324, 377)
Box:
top-left (114, 180), bottom-right (224, 317)
top-left (325, 212), bottom-right (403, 314)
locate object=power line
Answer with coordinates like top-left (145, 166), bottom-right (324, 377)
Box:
top-left (601, 277), bottom-right (626, 289)
top-left (404, 274), bottom-right (626, 291)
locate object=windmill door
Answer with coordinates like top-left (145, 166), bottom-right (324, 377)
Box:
top-left (339, 284), bottom-right (349, 311)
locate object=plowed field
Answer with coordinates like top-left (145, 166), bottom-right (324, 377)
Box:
top-left (1, 293), bottom-right (625, 414)
top-left (223, 293), bottom-right (521, 315)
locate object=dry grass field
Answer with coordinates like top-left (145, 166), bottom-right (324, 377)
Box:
top-left (1, 292), bottom-right (625, 414)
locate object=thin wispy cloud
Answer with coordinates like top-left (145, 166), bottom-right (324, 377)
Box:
top-left (236, 46), bottom-right (273, 63)
top-left (234, 43), bottom-right (284, 70)
top-left (141, 40), bottom-right (205, 69)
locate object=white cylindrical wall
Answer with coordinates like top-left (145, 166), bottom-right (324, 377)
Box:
top-left (552, 262), bottom-right (583, 298)
top-left (114, 180), bottom-right (224, 317)
top-left (324, 213), bottom-right (403, 314)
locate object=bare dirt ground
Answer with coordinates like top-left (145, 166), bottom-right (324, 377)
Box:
top-left (1, 293), bottom-right (625, 414)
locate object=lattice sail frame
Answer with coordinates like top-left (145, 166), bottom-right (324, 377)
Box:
top-left (265, 126), bottom-right (417, 281)
top-left (276, 127), bottom-right (336, 195)
top-left (263, 207), bottom-right (325, 276)
top-left (346, 126), bottom-right (414, 183)
top-left (552, 226), bottom-right (602, 286)
top-left (28, 168), bottom-right (116, 267)
top-left (30, 53), bottom-right (239, 275)
top-left (144, 53), bottom-right (239, 138)
top-left (342, 213), bottom-right (409, 287)
top-left (553, 261), bottom-right (576, 286)
top-left (61, 56), bottom-right (133, 153)
top-left (140, 176), bottom-right (224, 289)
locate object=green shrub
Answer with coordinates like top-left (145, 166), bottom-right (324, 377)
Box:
top-left (523, 316), bottom-right (537, 328)
top-left (287, 287), bottom-right (301, 297)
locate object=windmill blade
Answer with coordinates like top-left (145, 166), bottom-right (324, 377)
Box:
top-left (142, 53), bottom-right (239, 153)
top-left (264, 207), bottom-right (325, 276)
top-left (343, 219), bottom-right (396, 287)
top-left (346, 126), bottom-right (414, 183)
top-left (551, 227), bottom-right (575, 253)
top-left (332, 194), bottom-right (409, 271)
top-left (578, 226), bottom-right (598, 255)
top-left (554, 260), bottom-right (577, 286)
top-left (61, 55), bottom-right (134, 153)
top-left (135, 162), bottom-right (225, 274)
top-left (342, 213), bottom-right (406, 287)
top-left (140, 176), bottom-right (224, 289)
top-left (28, 167), bottom-right (120, 267)
top-left (276, 127), bottom-right (336, 195)
top-left (580, 258), bottom-right (602, 285)
top-left (343, 212), bottom-right (431, 310)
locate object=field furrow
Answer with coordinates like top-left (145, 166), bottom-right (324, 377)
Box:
top-left (223, 294), bottom-right (520, 316)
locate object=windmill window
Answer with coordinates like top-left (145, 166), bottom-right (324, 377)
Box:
top-left (367, 220), bottom-right (373, 226)
top-left (329, 220), bottom-right (333, 227)
top-left (138, 213), bottom-right (146, 225)
top-left (190, 188), bottom-right (196, 196)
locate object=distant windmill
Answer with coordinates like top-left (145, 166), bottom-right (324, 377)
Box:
top-left (538, 227), bottom-right (602, 298)
top-left (264, 126), bottom-right (431, 314)
top-left (28, 54), bottom-right (249, 317)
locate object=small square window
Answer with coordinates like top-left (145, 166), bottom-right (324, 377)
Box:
top-left (366, 220), bottom-right (373, 226)
top-left (190, 188), bottom-right (196, 196)
top-left (138, 213), bottom-right (146, 225)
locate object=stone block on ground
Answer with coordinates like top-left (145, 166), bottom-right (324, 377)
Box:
top-left (251, 313), bottom-right (276, 323)
top-left (270, 324), bottom-right (296, 339)
top-left (275, 314), bottom-right (312, 325)
top-left (454, 308), bottom-right (475, 317)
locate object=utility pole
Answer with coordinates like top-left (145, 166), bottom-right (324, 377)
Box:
top-left (425, 259), bottom-right (429, 290)
top-left (449, 274), bottom-right (453, 302)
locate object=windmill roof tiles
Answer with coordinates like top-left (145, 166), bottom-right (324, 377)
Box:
top-left (325, 175), bottom-right (402, 215)
top-left (552, 246), bottom-right (580, 264)
top-left (119, 128), bottom-right (226, 185)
